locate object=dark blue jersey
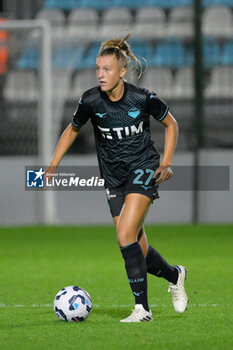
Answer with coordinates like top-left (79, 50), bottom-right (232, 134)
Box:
top-left (72, 82), bottom-right (169, 187)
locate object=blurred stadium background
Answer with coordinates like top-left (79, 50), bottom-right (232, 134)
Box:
top-left (0, 0), bottom-right (232, 225)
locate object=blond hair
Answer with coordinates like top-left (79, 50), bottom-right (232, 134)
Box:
top-left (98, 33), bottom-right (143, 78)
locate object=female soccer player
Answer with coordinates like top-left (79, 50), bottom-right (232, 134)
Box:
top-left (46, 34), bottom-right (188, 322)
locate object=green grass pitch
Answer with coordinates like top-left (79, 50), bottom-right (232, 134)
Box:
top-left (0, 225), bottom-right (232, 350)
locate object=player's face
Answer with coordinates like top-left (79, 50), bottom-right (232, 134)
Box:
top-left (96, 55), bottom-right (126, 93)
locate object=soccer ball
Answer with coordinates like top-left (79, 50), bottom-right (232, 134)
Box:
top-left (54, 286), bottom-right (92, 322)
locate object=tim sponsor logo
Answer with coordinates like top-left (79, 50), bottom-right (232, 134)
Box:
top-left (98, 121), bottom-right (144, 140)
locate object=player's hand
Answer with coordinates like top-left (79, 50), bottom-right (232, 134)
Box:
top-left (153, 165), bottom-right (173, 184)
top-left (43, 165), bottom-right (57, 190)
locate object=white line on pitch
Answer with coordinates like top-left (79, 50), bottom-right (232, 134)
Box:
top-left (0, 303), bottom-right (224, 308)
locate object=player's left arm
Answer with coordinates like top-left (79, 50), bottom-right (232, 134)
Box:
top-left (153, 111), bottom-right (179, 184)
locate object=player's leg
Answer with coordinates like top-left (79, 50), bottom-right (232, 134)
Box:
top-left (110, 189), bottom-right (188, 316)
top-left (113, 217), bottom-right (148, 256)
top-left (138, 226), bottom-right (188, 313)
top-left (116, 193), bottom-right (153, 322)
top-left (108, 188), bottom-right (151, 320)
top-left (138, 226), bottom-right (178, 283)
top-left (116, 193), bottom-right (151, 247)
top-left (114, 216), bottom-right (178, 284)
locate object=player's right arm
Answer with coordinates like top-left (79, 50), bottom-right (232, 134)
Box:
top-left (46, 123), bottom-right (81, 181)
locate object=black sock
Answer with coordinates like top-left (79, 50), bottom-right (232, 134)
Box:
top-left (120, 242), bottom-right (149, 311)
top-left (146, 245), bottom-right (178, 284)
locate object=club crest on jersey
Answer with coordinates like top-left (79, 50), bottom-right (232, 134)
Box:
top-left (128, 107), bottom-right (140, 119)
top-left (95, 112), bottom-right (107, 118)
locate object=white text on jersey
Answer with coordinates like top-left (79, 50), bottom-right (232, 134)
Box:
top-left (97, 121), bottom-right (144, 139)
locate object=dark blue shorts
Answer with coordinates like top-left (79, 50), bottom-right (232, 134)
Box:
top-left (105, 168), bottom-right (160, 217)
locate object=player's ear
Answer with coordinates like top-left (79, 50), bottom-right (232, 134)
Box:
top-left (120, 67), bottom-right (127, 79)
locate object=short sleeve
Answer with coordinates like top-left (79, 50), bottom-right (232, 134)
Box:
top-left (146, 91), bottom-right (169, 122)
top-left (72, 96), bottom-right (90, 127)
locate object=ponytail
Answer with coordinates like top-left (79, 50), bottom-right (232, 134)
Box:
top-left (98, 33), bottom-right (143, 78)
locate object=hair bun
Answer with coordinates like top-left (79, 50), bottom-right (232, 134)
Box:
top-left (98, 33), bottom-right (143, 79)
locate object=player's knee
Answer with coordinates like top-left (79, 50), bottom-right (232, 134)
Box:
top-left (116, 226), bottom-right (136, 247)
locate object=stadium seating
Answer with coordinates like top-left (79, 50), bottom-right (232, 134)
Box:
top-left (166, 7), bottom-right (193, 39)
top-left (133, 7), bottom-right (166, 39)
top-left (203, 38), bottom-right (222, 67)
top-left (101, 8), bottom-right (133, 24)
top-left (35, 7), bottom-right (66, 37)
top-left (172, 67), bottom-right (194, 99)
top-left (99, 8), bottom-right (133, 37)
top-left (16, 48), bottom-right (39, 70)
top-left (124, 70), bottom-right (139, 85)
top-left (205, 66), bottom-right (233, 99)
top-left (3, 70), bottom-right (38, 102)
top-left (68, 69), bottom-right (97, 100)
top-left (44, 0), bottom-right (233, 10)
top-left (45, 0), bottom-right (83, 10)
top-left (16, 45), bottom-right (85, 71)
top-left (203, 6), bottom-right (233, 38)
top-left (77, 41), bottom-right (102, 69)
top-left (79, 0), bottom-right (116, 10)
top-left (15, 1), bottom-right (233, 95)
top-left (114, 0), bottom-right (148, 9)
top-left (51, 70), bottom-right (71, 98)
top-left (130, 40), bottom-right (155, 65)
top-left (141, 67), bottom-right (174, 99)
top-left (152, 39), bottom-right (193, 68)
top-left (52, 46), bottom-right (85, 69)
top-left (44, 0), bottom-right (147, 10)
top-left (222, 39), bottom-right (233, 65)
top-left (67, 8), bottom-right (99, 38)
top-left (3, 0), bottom-right (233, 158)
top-left (204, 0), bottom-right (233, 6)
top-left (148, 0), bottom-right (193, 8)
top-left (68, 8), bottom-right (99, 25)
top-left (35, 8), bottom-right (66, 26)
top-left (43, 0), bottom-right (196, 10)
